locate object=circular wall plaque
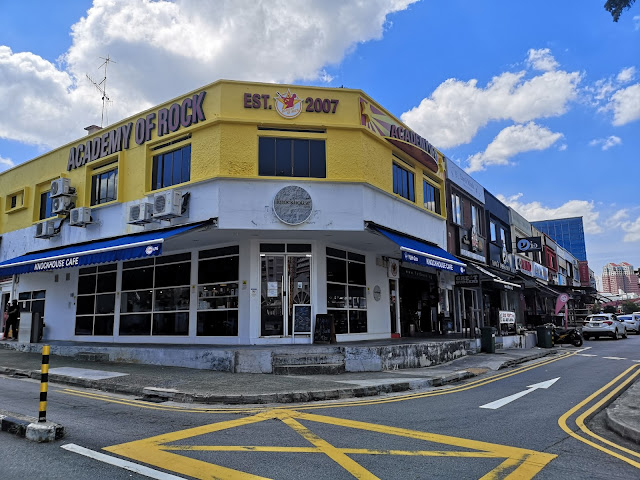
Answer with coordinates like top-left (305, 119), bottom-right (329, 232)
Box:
top-left (273, 186), bottom-right (313, 225)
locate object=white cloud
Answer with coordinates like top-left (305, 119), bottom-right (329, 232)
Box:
top-left (0, 155), bottom-right (14, 171)
top-left (0, 0), bottom-right (416, 150)
top-left (401, 52), bottom-right (580, 149)
top-left (588, 135), bottom-right (622, 150)
top-left (608, 83), bottom-right (640, 126)
top-left (465, 122), bottom-right (563, 173)
top-left (621, 216), bottom-right (640, 242)
top-left (617, 66), bottom-right (636, 84)
top-left (558, 144), bottom-right (567, 151)
top-left (526, 48), bottom-right (559, 71)
top-left (634, 15), bottom-right (640, 30)
top-left (606, 209), bottom-right (629, 228)
top-left (498, 193), bottom-right (602, 234)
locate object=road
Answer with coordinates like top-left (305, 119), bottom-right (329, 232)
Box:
top-left (1, 337), bottom-right (640, 479)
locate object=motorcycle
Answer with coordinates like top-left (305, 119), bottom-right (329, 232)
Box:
top-left (545, 323), bottom-right (583, 347)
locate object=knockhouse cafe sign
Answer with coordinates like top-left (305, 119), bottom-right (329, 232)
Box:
top-left (359, 97), bottom-right (440, 173)
top-left (273, 186), bottom-right (313, 225)
top-left (66, 92), bottom-right (207, 171)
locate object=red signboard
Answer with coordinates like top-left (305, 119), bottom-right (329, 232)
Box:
top-left (579, 261), bottom-right (590, 287)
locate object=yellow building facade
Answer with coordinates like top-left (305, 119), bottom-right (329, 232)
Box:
top-left (0, 80), bottom-right (464, 346)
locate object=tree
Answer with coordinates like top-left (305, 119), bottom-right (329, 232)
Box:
top-left (621, 301), bottom-right (639, 314)
top-left (603, 305), bottom-right (616, 313)
top-left (591, 302), bottom-right (602, 314)
top-left (605, 0), bottom-right (637, 22)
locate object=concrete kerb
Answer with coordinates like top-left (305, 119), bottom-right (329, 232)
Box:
top-left (603, 381), bottom-right (640, 445)
top-left (0, 409), bottom-right (64, 443)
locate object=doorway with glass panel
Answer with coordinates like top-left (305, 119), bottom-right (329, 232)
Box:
top-left (260, 243), bottom-right (311, 337)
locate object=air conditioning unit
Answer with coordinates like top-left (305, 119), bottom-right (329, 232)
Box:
top-left (70, 207), bottom-right (91, 227)
top-left (50, 178), bottom-right (73, 197)
top-left (153, 190), bottom-right (182, 220)
top-left (35, 220), bottom-right (57, 239)
top-left (127, 202), bottom-right (154, 225)
top-left (51, 195), bottom-right (73, 215)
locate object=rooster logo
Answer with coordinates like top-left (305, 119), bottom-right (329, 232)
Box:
top-left (274, 89), bottom-right (303, 118)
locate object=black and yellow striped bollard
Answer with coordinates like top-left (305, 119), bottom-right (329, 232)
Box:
top-left (39, 345), bottom-right (50, 422)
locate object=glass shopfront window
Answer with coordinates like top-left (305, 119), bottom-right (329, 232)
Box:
top-left (197, 246), bottom-right (239, 336)
top-left (120, 253), bottom-right (191, 335)
top-left (326, 247), bottom-right (367, 334)
top-left (75, 264), bottom-right (117, 335)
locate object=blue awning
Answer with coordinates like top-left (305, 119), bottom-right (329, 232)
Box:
top-left (0, 222), bottom-right (208, 276)
top-left (370, 224), bottom-right (467, 274)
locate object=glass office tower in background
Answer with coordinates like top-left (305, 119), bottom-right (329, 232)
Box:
top-left (531, 217), bottom-right (587, 262)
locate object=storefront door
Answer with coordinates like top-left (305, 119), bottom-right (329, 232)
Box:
top-left (261, 255), bottom-right (311, 336)
top-left (458, 288), bottom-right (481, 337)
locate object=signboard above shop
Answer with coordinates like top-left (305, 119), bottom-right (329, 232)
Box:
top-left (67, 92), bottom-right (207, 171)
top-left (359, 97), bottom-right (441, 174)
top-left (445, 158), bottom-right (485, 203)
top-left (516, 236), bottom-right (542, 253)
top-left (455, 274), bottom-right (479, 286)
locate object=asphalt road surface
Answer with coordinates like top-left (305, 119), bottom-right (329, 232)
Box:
top-left (1, 337), bottom-right (640, 479)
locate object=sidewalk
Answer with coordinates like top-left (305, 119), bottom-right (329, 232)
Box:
top-left (0, 346), bottom-right (554, 405)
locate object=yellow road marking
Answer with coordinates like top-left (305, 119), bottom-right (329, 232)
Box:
top-left (60, 351), bottom-right (576, 413)
top-left (104, 408), bottom-right (556, 480)
top-left (558, 363), bottom-right (640, 469)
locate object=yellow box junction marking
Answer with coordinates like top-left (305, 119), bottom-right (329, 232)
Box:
top-left (105, 409), bottom-right (556, 480)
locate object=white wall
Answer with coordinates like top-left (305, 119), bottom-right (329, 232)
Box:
top-left (1, 178), bottom-right (448, 345)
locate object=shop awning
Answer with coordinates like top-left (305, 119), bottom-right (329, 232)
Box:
top-left (467, 262), bottom-right (521, 289)
top-left (369, 224), bottom-right (466, 274)
top-left (0, 221), bottom-right (209, 276)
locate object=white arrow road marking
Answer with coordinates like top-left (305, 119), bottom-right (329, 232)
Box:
top-left (577, 354), bottom-right (598, 357)
top-left (480, 378), bottom-right (560, 410)
top-left (575, 347), bottom-right (592, 353)
top-left (61, 444), bottom-right (186, 480)
top-left (602, 357), bottom-right (627, 360)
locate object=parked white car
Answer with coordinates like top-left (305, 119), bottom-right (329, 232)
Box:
top-left (618, 313), bottom-right (640, 334)
top-left (583, 313), bottom-right (627, 340)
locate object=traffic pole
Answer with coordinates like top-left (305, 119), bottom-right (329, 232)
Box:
top-left (39, 345), bottom-right (50, 422)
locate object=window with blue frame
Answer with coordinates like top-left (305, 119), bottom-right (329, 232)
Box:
top-left (91, 168), bottom-right (118, 206)
top-left (151, 144), bottom-right (191, 191)
top-left (39, 191), bottom-right (53, 220)
top-left (393, 162), bottom-right (415, 202)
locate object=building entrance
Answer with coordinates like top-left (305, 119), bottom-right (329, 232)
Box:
top-left (399, 268), bottom-right (438, 336)
top-left (261, 254), bottom-right (311, 336)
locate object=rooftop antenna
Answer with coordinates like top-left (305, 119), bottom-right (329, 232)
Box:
top-left (86, 55), bottom-right (116, 127)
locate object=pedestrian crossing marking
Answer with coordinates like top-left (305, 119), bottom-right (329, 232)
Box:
top-left (104, 409), bottom-right (556, 480)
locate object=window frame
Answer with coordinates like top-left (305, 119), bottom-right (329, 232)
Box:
top-left (258, 136), bottom-right (326, 178)
top-left (197, 246), bottom-right (240, 337)
top-left (151, 143), bottom-right (191, 191)
top-left (423, 179), bottom-right (441, 215)
top-left (326, 247), bottom-right (368, 335)
top-left (39, 190), bottom-right (53, 220)
top-left (451, 193), bottom-right (462, 225)
top-left (392, 161), bottom-right (415, 202)
top-left (90, 166), bottom-right (118, 206)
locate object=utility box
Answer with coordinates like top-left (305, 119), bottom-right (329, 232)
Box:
top-left (481, 326), bottom-right (496, 353)
top-left (536, 325), bottom-right (553, 348)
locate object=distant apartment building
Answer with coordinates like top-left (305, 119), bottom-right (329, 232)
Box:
top-left (601, 262), bottom-right (640, 295)
top-left (531, 217), bottom-right (587, 262)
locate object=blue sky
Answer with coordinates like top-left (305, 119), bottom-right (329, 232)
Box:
top-left (1, 0), bottom-right (639, 285)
